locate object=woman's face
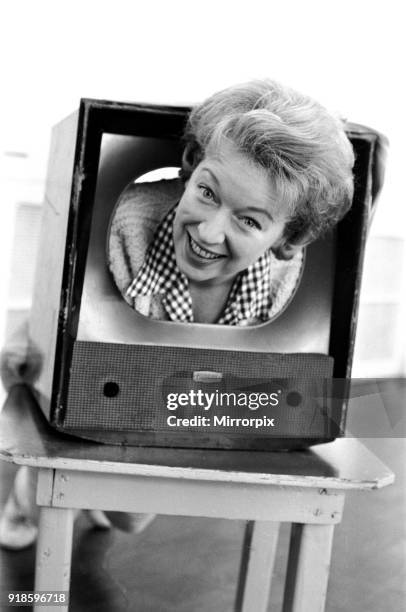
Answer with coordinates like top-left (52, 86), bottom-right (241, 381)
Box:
top-left (173, 140), bottom-right (289, 287)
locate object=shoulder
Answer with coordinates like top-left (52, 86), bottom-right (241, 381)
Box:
top-left (267, 249), bottom-right (305, 320)
top-left (240, 249), bottom-right (305, 327)
top-left (108, 179), bottom-right (184, 297)
top-left (111, 178), bottom-right (184, 237)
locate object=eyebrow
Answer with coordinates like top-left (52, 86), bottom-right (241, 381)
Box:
top-left (200, 167), bottom-right (220, 187)
top-left (199, 166), bottom-right (277, 222)
top-left (244, 206), bottom-right (274, 222)
top-left (200, 167), bottom-right (275, 221)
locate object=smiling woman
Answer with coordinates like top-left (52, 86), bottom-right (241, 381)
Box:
top-left (109, 79), bottom-right (354, 327)
top-left (173, 141), bottom-right (287, 283)
top-left (172, 141), bottom-right (289, 323)
top-left (110, 175), bottom-right (304, 326)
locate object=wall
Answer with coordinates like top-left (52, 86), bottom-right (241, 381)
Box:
top-left (0, 0), bottom-right (404, 378)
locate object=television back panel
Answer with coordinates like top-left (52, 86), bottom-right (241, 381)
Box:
top-left (28, 99), bottom-right (380, 450)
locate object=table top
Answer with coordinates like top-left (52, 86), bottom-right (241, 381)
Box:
top-left (0, 385), bottom-right (394, 490)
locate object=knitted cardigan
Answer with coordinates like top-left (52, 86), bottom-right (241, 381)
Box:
top-left (108, 179), bottom-right (304, 325)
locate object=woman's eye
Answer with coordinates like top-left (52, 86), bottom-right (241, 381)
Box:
top-left (240, 216), bottom-right (261, 230)
top-left (198, 185), bottom-right (215, 200)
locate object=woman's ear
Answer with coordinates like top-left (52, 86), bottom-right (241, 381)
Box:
top-left (271, 241), bottom-right (303, 260)
top-left (272, 218), bottom-right (316, 259)
top-left (181, 142), bottom-right (203, 178)
top-left (271, 232), bottom-right (308, 260)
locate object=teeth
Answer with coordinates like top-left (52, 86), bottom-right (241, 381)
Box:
top-left (189, 236), bottom-right (223, 260)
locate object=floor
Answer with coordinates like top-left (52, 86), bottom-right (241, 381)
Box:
top-left (0, 382), bottom-right (405, 612)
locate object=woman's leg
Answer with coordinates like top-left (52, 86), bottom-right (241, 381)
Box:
top-left (0, 465), bottom-right (39, 549)
top-left (0, 466), bottom-right (156, 549)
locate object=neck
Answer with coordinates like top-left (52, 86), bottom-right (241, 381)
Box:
top-left (188, 279), bottom-right (235, 324)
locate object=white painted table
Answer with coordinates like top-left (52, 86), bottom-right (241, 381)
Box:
top-left (0, 385), bottom-right (394, 612)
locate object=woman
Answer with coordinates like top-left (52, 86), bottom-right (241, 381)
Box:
top-left (1, 78), bottom-right (354, 549)
top-left (109, 79), bottom-right (354, 325)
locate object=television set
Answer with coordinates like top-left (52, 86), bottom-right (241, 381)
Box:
top-left (28, 99), bottom-right (383, 450)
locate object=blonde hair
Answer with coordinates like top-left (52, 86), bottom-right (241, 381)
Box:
top-left (181, 80), bottom-right (354, 259)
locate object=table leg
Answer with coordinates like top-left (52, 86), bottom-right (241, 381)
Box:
top-left (235, 520), bottom-right (280, 612)
top-left (34, 506), bottom-right (74, 612)
top-left (282, 523), bottom-right (335, 612)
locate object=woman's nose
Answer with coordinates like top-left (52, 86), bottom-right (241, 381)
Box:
top-left (197, 214), bottom-right (227, 245)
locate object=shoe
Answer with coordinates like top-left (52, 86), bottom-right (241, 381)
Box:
top-left (0, 491), bottom-right (38, 550)
top-left (84, 509), bottom-right (112, 529)
top-left (103, 511), bottom-right (156, 533)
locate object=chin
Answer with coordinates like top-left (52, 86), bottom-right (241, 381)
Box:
top-left (181, 264), bottom-right (216, 285)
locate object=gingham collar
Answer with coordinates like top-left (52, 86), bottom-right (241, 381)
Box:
top-left (126, 204), bottom-right (273, 325)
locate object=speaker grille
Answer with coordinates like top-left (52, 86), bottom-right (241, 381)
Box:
top-left (63, 341), bottom-right (335, 441)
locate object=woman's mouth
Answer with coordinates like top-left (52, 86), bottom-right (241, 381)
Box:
top-left (188, 234), bottom-right (225, 260)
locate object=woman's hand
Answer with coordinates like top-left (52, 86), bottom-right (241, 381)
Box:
top-left (0, 321), bottom-right (42, 391)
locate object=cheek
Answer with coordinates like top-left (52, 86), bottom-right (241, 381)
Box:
top-left (177, 197), bottom-right (197, 225)
top-left (174, 199), bottom-right (192, 226)
top-left (263, 225), bottom-right (285, 250)
top-left (173, 211), bottom-right (186, 244)
top-left (231, 232), bottom-right (277, 265)
top-left (227, 237), bottom-right (261, 265)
